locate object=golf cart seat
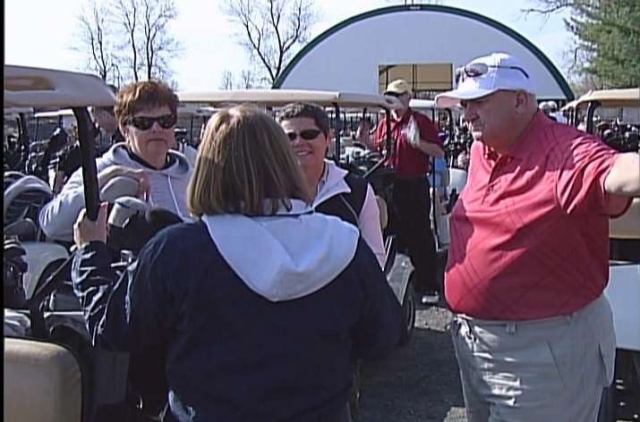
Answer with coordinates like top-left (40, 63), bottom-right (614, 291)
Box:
top-left (4, 310), bottom-right (30, 337)
top-left (610, 198), bottom-right (640, 239)
top-left (376, 195), bottom-right (388, 230)
top-left (4, 175), bottom-right (53, 234)
top-left (4, 171), bottom-right (26, 191)
top-left (4, 337), bottom-right (83, 422)
top-left (5, 218), bottom-right (39, 241)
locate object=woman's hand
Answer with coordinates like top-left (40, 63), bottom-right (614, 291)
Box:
top-left (74, 202), bottom-right (109, 248)
top-left (98, 165), bottom-right (150, 200)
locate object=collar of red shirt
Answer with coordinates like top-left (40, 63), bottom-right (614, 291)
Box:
top-left (391, 108), bottom-right (415, 125)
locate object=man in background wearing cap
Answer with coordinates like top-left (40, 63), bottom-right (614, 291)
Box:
top-left (375, 79), bottom-right (445, 305)
top-left (435, 52), bottom-right (640, 421)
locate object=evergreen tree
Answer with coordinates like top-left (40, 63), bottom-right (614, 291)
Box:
top-left (527, 0), bottom-right (640, 88)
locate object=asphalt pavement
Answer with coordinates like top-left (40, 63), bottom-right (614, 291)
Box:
top-left (357, 304), bottom-right (639, 422)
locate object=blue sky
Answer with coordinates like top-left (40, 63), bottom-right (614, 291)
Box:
top-left (5, 0), bottom-right (573, 91)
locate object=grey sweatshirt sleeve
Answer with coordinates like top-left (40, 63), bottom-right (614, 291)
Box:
top-left (39, 161), bottom-right (105, 242)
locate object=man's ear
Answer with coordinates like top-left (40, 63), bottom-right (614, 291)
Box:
top-left (514, 91), bottom-right (530, 113)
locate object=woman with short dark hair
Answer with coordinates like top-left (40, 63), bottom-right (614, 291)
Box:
top-left (278, 103), bottom-right (386, 268)
top-left (40, 79), bottom-right (192, 242)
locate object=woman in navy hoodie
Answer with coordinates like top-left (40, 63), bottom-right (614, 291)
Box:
top-left (72, 105), bottom-right (403, 422)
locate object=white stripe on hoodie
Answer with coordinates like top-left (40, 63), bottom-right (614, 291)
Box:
top-left (202, 200), bottom-right (360, 302)
top-left (39, 143), bottom-right (192, 242)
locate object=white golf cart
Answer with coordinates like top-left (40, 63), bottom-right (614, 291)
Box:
top-left (3, 71), bottom-right (120, 309)
top-left (566, 87), bottom-right (640, 421)
top-left (177, 89), bottom-right (421, 343)
top-left (174, 103), bottom-right (217, 166)
top-left (4, 65), bottom-right (138, 422)
top-left (409, 99), bottom-right (469, 255)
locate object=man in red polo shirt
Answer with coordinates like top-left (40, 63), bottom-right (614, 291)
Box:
top-left (435, 52), bottom-right (640, 421)
top-left (374, 79), bottom-right (445, 305)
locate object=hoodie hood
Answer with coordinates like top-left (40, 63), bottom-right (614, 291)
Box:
top-left (101, 142), bottom-right (191, 178)
top-left (201, 200), bottom-right (360, 302)
top-left (98, 143), bottom-right (193, 219)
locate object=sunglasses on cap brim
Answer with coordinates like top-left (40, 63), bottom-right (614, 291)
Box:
top-left (455, 63), bottom-right (530, 85)
top-left (127, 114), bottom-right (178, 130)
top-left (286, 129), bottom-right (323, 141)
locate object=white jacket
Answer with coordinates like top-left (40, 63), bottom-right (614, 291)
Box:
top-left (315, 160), bottom-right (386, 268)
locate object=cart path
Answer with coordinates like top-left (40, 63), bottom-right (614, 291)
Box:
top-left (358, 305), bottom-right (639, 422)
top-left (359, 306), bottom-right (467, 422)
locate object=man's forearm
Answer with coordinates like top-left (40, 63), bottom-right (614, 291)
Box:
top-left (416, 140), bottom-right (445, 158)
top-left (605, 152), bottom-right (640, 197)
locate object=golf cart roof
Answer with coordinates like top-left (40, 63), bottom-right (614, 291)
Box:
top-left (177, 89), bottom-right (403, 110)
top-left (4, 65), bottom-right (116, 109)
top-left (561, 98), bottom-right (581, 111)
top-left (33, 109), bottom-right (76, 119)
top-left (4, 107), bottom-right (33, 115)
top-left (575, 88), bottom-right (640, 108)
top-left (410, 99), bottom-right (437, 110)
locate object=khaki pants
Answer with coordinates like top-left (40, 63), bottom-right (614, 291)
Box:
top-left (451, 295), bottom-right (616, 422)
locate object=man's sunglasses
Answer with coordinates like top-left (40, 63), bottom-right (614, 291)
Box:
top-left (127, 114), bottom-right (177, 131)
top-left (455, 63), bottom-right (530, 84)
top-left (286, 129), bottom-right (323, 142)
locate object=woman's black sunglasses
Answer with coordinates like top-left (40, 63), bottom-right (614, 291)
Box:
top-left (286, 129), bottom-right (323, 142)
top-left (127, 114), bottom-right (177, 130)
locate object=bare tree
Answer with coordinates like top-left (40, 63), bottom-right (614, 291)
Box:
top-left (109, 0), bottom-right (180, 82)
top-left (223, 0), bottom-right (319, 86)
top-left (73, 0), bottom-right (122, 84)
top-left (139, 0), bottom-right (181, 80)
top-left (220, 70), bottom-right (235, 90)
top-left (239, 69), bottom-right (257, 88)
top-left (112, 0), bottom-right (141, 81)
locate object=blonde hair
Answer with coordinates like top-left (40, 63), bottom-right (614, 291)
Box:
top-left (187, 105), bottom-right (312, 217)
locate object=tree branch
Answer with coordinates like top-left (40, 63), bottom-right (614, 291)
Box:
top-left (223, 0), bottom-right (317, 85)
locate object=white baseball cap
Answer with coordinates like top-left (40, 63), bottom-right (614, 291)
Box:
top-left (435, 52), bottom-right (536, 108)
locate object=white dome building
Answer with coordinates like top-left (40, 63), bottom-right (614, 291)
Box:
top-left (274, 4), bottom-right (574, 103)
